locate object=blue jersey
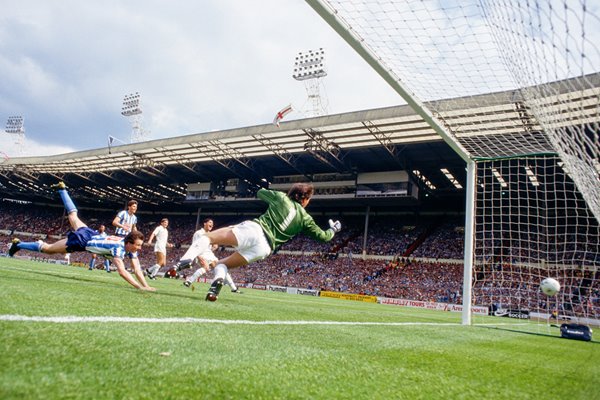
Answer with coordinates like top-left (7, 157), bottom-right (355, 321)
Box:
top-left (85, 234), bottom-right (137, 259)
top-left (115, 210), bottom-right (137, 236)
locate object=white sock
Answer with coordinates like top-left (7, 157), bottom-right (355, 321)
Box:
top-left (187, 267), bottom-right (207, 283)
top-left (213, 264), bottom-right (227, 282)
top-left (149, 264), bottom-right (160, 275)
top-left (224, 273), bottom-right (237, 291)
top-left (181, 236), bottom-right (210, 261)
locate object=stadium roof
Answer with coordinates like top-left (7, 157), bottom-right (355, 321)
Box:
top-left (0, 73), bottom-right (597, 212)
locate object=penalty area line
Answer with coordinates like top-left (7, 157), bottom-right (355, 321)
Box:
top-left (0, 314), bottom-right (461, 326)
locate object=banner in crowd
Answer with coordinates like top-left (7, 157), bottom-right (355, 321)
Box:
top-left (493, 309), bottom-right (530, 319)
top-left (379, 297), bottom-right (488, 315)
top-left (267, 285), bottom-right (319, 296)
top-left (320, 291), bottom-right (378, 303)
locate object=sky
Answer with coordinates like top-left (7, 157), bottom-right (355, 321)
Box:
top-left (0, 0), bottom-right (402, 157)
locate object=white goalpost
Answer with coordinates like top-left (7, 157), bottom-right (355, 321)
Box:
top-left (306, 0), bottom-right (600, 332)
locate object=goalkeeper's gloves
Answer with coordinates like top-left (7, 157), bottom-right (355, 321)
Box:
top-left (328, 219), bottom-right (342, 233)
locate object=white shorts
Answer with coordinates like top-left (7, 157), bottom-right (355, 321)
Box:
top-left (232, 220), bottom-right (272, 263)
top-left (197, 249), bottom-right (218, 264)
top-left (154, 244), bottom-right (166, 254)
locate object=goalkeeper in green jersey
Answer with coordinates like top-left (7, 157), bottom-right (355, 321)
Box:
top-left (172, 183), bottom-right (342, 301)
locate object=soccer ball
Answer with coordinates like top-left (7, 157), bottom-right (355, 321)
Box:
top-left (540, 278), bottom-right (561, 296)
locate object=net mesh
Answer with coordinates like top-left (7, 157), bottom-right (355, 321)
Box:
top-left (309, 0), bottom-right (600, 329)
top-left (313, 0), bottom-right (600, 219)
top-left (473, 156), bottom-right (599, 326)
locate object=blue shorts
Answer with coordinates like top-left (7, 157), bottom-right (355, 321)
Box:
top-left (66, 227), bottom-right (96, 253)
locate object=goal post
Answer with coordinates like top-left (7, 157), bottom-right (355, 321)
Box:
top-left (306, 0), bottom-right (600, 331)
top-left (462, 161), bottom-right (476, 325)
top-left (304, 0), bottom-right (472, 163)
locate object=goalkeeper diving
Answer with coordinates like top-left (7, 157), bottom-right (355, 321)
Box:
top-left (171, 183), bottom-right (341, 301)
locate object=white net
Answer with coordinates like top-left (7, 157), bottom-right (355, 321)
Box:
top-left (308, 0), bottom-right (600, 218)
top-left (307, 0), bottom-right (600, 330)
top-left (473, 156), bottom-right (599, 328)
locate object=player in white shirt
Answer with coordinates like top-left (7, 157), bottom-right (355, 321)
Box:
top-left (146, 218), bottom-right (173, 279)
top-left (8, 182), bottom-right (155, 292)
top-left (182, 218), bottom-right (239, 292)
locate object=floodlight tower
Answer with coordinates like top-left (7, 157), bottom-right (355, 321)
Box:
top-left (121, 92), bottom-right (148, 143)
top-left (293, 48), bottom-right (329, 117)
top-left (5, 116), bottom-right (25, 155)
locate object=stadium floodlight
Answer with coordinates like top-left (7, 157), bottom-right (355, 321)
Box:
top-left (121, 92), bottom-right (142, 116)
top-left (5, 116), bottom-right (24, 133)
top-left (293, 48), bottom-right (329, 117)
top-left (5, 116), bottom-right (25, 155)
top-left (293, 48), bottom-right (327, 81)
top-left (121, 92), bottom-right (148, 143)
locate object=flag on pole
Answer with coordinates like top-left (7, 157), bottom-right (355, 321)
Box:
top-left (273, 104), bottom-right (293, 127)
top-left (107, 135), bottom-right (115, 154)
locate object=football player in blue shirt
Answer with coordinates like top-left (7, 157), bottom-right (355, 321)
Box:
top-left (8, 182), bottom-right (155, 292)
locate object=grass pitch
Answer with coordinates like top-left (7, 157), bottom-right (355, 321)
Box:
top-left (0, 258), bottom-right (598, 399)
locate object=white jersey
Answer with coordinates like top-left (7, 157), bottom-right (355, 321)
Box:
top-left (152, 225), bottom-right (169, 253)
top-left (192, 228), bottom-right (217, 263)
top-left (192, 228), bottom-right (207, 243)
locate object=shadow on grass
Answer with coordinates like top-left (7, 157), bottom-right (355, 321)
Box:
top-left (3, 267), bottom-right (122, 286)
top-left (1, 267), bottom-right (205, 301)
top-left (476, 324), bottom-right (598, 344)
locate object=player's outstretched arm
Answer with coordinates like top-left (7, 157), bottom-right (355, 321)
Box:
top-left (302, 216), bottom-right (341, 242)
top-left (131, 258), bottom-right (155, 291)
top-left (113, 257), bottom-right (155, 291)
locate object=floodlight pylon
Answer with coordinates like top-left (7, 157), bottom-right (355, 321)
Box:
top-left (293, 48), bottom-right (329, 117)
top-left (5, 116), bottom-right (25, 155)
top-left (121, 92), bottom-right (148, 143)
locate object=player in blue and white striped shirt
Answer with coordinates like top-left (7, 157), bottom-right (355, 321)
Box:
top-left (112, 200), bottom-right (138, 236)
top-left (111, 199), bottom-right (138, 273)
top-left (8, 183), bottom-right (155, 292)
top-left (88, 224), bottom-right (111, 272)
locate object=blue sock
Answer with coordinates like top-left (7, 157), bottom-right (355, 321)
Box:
top-left (19, 241), bottom-right (43, 252)
top-left (89, 258), bottom-right (96, 269)
top-left (58, 189), bottom-right (77, 214)
top-left (104, 260), bottom-right (110, 270)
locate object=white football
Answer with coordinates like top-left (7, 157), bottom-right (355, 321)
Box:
top-left (540, 278), bottom-right (561, 296)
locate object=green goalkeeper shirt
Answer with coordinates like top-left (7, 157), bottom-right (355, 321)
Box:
top-left (253, 188), bottom-right (334, 251)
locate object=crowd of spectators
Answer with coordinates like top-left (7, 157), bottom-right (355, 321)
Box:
top-left (472, 262), bottom-right (600, 318)
top-left (2, 200), bottom-right (598, 319)
top-left (229, 254), bottom-right (463, 303)
top-left (411, 220), bottom-right (464, 259)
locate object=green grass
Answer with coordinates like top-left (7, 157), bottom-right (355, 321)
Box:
top-left (1, 258), bottom-right (598, 399)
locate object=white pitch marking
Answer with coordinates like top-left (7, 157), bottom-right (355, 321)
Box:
top-left (0, 314), bottom-right (462, 326)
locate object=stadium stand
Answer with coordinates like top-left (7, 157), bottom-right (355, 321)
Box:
top-left (5, 201), bottom-right (597, 318)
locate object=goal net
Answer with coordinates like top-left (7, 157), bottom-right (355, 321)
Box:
top-left (474, 156), bottom-right (599, 329)
top-left (307, 0), bottom-right (600, 332)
